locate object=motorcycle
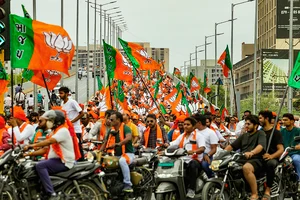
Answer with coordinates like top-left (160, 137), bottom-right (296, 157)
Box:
top-left (155, 145), bottom-right (206, 200)
top-left (201, 150), bottom-right (280, 200)
top-left (86, 150), bottom-right (154, 200)
top-left (0, 146), bottom-right (107, 200)
top-left (276, 136), bottom-right (300, 200)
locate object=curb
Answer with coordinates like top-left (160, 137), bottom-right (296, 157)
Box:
top-left (23, 72), bottom-right (76, 94)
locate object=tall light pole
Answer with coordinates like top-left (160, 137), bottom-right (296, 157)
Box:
top-left (288, 0), bottom-right (294, 112)
top-left (215, 19), bottom-right (236, 107)
top-left (93, 0), bottom-right (97, 95)
top-left (86, 1), bottom-right (90, 103)
top-left (195, 44), bottom-right (207, 77)
top-left (60, 0), bottom-right (64, 86)
top-left (33, 0), bottom-right (37, 111)
top-left (190, 50), bottom-right (204, 76)
top-left (231, 0), bottom-right (254, 114)
top-left (253, 0), bottom-right (258, 114)
top-left (75, 0), bottom-right (79, 101)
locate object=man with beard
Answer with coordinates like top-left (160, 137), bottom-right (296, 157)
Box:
top-left (225, 115), bottom-right (266, 200)
top-left (258, 110), bottom-right (283, 200)
top-left (59, 86), bottom-right (84, 160)
top-left (31, 114), bottom-right (50, 144)
top-left (140, 114), bottom-right (169, 149)
top-left (168, 115), bottom-right (185, 142)
top-left (100, 111), bottom-right (135, 192)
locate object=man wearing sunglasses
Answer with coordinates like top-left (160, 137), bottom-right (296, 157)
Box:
top-left (140, 114), bottom-right (169, 149)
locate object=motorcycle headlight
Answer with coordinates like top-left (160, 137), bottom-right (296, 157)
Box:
top-left (86, 151), bottom-right (95, 162)
top-left (210, 160), bottom-right (222, 171)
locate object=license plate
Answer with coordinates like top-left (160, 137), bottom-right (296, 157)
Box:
top-left (158, 162), bottom-right (174, 167)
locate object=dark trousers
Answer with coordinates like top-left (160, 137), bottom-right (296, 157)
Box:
top-left (76, 132), bottom-right (84, 160)
top-left (264, 159), bottom-right (279, 188)
top-left (201, 156), bottom-right (214, 178)
top-left (185, 160), bottom-right (202, 190)
top-left (35, 158), bottom-right (68, 194)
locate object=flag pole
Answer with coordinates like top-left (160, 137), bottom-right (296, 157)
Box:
top-left (10, 68), bottom-right (15, 149)
top-left (230, 68), bottom-right (238, 116)
top-left (134, 68), bottom-right (165, 120)
top-left (107, 76), bottom-right (114, 110)
top-left (266, 86), bottom-right (289, 152)
top-left (41, 74), bottom-right (53, 108)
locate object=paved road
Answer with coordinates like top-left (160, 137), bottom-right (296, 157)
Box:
top-left (6, 72), bottom-right (104, 111)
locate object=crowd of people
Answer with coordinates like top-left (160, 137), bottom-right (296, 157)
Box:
top-left (0, 73), bottom-right (300, 200)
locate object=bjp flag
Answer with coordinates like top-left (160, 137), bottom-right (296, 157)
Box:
top-left (10, 14), bottom-right (74, 76)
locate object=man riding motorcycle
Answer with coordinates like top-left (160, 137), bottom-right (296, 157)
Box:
top-left (24, 110), bottom-right (81, 200)
top-left (100, 111), bottom-right (135, 192)
top-left (258, 110), bottom-right (284, 200)
top-left (224, 115), bottom-right (266, 200)
top-left (170, 117), bottom-right (205, 198)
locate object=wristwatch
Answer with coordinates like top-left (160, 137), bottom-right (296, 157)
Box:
top-left (207, 153), bottom-right (211, 157)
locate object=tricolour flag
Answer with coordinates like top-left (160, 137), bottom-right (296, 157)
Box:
top-left (119, 38), bottom-right (161, 71)
top-left (187, 72), bottom-right (200, 92)
top-left (217, 45), bottom-right (232, 78)
top-left (0, 62), bottom-right (8, 95)
top-left (288, 52), bottom-right (300, 89)
top-left (103, 40), bottom-right (133, 83)
top-left (173, 67), bottom-right (181, 76)
top-left (10, 14), bottom-right (74, 75)
top-left (203, 71), bottom-right (211, 94)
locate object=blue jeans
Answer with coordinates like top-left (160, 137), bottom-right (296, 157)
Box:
top-left (291, 154), bottom-right (300, 181)
top-left (119, 153), bottom-right (135, 186)
top-left (35, 158), bottom-right (68, 194)
top-left (201, 156), bottom-right (214, 178)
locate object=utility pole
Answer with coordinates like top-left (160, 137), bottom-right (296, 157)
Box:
top-left (288, 0), bottom-right (294, 112)
top-left (253, 0), bottom-right (258, 114)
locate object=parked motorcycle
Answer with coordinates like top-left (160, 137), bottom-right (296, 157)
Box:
top-left (0, 146), bottom-right (107, 200)
top-left (86, 150), bottom-right (154, 200)
top-left (276, 136), bottom-right (300, 200)
top-left (155, 145), bottom-right (205, 200)
top-left (201, 149), bottom-right (280, 200)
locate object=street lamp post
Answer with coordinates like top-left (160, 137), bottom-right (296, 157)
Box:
top-left (253, 0), bottom-right (258, 114)
top-left (215, 19), bottom-right (236, 107)
top-left (93, 0), bottom-right (97, 95)
top-left (231, 0), bottom-right (254, 114)
top-left (195, 44), bottom-right (207, 77)
top-left (86, 1), bottom-right (90, 103)
top-left (190, 50), bottom-right (204, 77)
top-left (75, 0), bottom-right (79, 101)
top-left (60, 0), bottom-right (64, 86)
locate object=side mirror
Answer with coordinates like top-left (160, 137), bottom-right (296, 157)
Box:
top-left (294, 136), bottom-right (300, 142)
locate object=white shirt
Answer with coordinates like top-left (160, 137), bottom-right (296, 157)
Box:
top-left (48, 127), bottom-right (75, 169)
top-left (27, 97), bottom-right (34, 106)
top-left (170, 131), bottom-right (206, 162)
top-left (61, 99), bottom-right (82, 133)
top-left (235, 120), bottom-right (245, 136)
top-left (196, 128), bottom-right (219, 154)
top-left (15, 92), bottom-right (25, 101)
top-left (9, 122), bottom-right (34, 145)
top-left (4, 96), bottom-right (11, 107)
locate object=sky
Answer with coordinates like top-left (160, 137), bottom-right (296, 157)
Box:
top-left (11, 0), bottom-right (255, 73)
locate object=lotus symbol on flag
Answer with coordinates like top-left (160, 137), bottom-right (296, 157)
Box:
top-left (44, 32), bottom-right (73, 62)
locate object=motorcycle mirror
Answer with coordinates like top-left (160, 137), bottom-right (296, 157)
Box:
top-left (294, 136), bottom-right (300, 142)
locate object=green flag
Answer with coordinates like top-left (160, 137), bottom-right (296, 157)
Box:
top-left (159, 103), bottom-right (167, 115)
top-left (181, 91), bottom-right (192, 116)
top-left (22, 4), bottom-right (31, 18)
top-left (288, 52), bottom-right (300, 89)
top-left (0, 62), bottom-right (8, 80)
top-left (96, 76), bottom-right (104, 91)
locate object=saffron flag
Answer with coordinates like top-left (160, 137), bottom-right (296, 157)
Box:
top-left (20, 6), bottom-right (62, 90)
top-left (288, 52), bottom-right (300, 89)
top-left (103, 40), bottom-right (133, 82)
top-left (209, 103), bottom-right (216, 115)
top-left (217, 45), bottom-right (232, 78)
top-left (10, 14), bottom-right (74, 75)
top-left (203, 72), bottom-right (211, 94)
top-left (220, 104), bottom-right (229, 120)
top-left (188, 72), bottom-right (200, 92)
top-left (22, 69), bottom-right (61, 90)
top-left (172, 91), bottom-right (183, 114)
top-left (0, 62), bottom-right (8, 95)
top-left (118, 38), bottom-right (161, 71)
top-left (173, 67), bottom-right (181, 76)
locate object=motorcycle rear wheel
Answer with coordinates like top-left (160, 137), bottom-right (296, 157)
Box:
top-left (134, 187), bottom-right (153, 200)
top-left (202, 182), bottom-right (229, 200)
top-left (65, 182), bottom-right (105, 200)
top-left (0, 186), bottom-right (14, 200)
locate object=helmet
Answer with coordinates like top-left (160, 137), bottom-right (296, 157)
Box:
top-left (41, 110), bottom-right (65, 126)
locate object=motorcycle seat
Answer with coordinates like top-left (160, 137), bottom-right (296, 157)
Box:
top-left (130, 157), bottom-right (148, 168)
top-left (55, 162), bottom-right (95, 178)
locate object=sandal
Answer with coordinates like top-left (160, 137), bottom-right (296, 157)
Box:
top-left (261, 194), bottom-right (271, 200)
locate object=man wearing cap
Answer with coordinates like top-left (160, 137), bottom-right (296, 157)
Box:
top-left (24, 110), bottom-right (80, 200)
top-left (168, 115), bottom-right (185, 142)
top-left (0, 116), bottom-right (11, 152)
top-left (59, 86), bottom-right (84, 160)
top-left (123, 110), bottom-right (139, 146)
top-left (8, 106), bottom-right (34, 145)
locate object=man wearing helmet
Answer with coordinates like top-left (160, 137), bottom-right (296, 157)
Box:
top-left (24, 110), bottom-right (77, 200)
